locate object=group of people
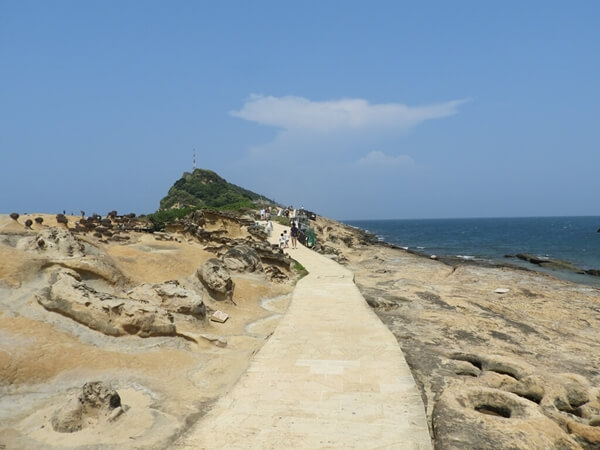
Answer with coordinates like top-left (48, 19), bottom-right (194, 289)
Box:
top-left (279, 222), bottom-right (299, 250)
top-left (259, 208), bottom-right (271, 221)
top-left (258, 205), bottom-right (303, 250)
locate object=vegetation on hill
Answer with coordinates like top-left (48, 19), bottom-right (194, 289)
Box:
top-left (159, 169), bottom-right (271, 210)
top-left (147, 168), bottom-right (276, 231)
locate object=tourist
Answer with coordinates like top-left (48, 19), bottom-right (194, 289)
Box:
top-left (279, 233), bottom-right (285, 249)
top-left (283, 230), bottom-right (289, 248)
top-left (290, 222), bottom-right (299, 249)
top-left (264, 220), bottom-right (273, 237)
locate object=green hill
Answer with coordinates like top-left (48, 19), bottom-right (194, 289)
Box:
top-left (159, 169), bottom-right (271, 210)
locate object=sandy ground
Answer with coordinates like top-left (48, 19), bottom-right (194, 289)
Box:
top-left (0, 214), bottom-right (293, 449)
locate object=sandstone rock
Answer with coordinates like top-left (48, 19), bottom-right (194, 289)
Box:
top-left (433, 386), bottom-right (580, 449)
top-left (558, 373), bottom-right (591, 409)
top-left (508, 374), bottom-right (546, 404)
top-left (589, 415), bottom-right (600, 426)
top-left (50, 255), bottom-right (125, 285)
top-left (264, 265), bottom-right (289, 282)
top-left (24, 219), bottom-right (32, 229)
top-left (10, 212), bottom-right (19, 220)
top-left (51, 381), bottom-right (122, 433)
top-left (39, 270), bottom-right (177, 338)
top-left (199, 333), bottom-right (227, 347)
top-left (197, 258), bottom-right (234, 300)
top-left (222, 244), bottom-right (262, 272)
top-left (34, 216), bottom-right (43, 224)
top-left (127, 280), bottom-right (206, 319)
top-left (24, 228), bottom-right (85, 257)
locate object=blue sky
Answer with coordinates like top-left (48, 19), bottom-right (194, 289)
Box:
top-left (1, 1), bottom-right (599, 220)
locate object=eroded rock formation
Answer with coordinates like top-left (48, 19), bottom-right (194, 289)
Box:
top-left (197, 258), bottom-right (234, 300)
top-left (39, 269), bottom-right (178, 338)
top-left (51, 381), bottom-right (123, 433)
top-left (222, 244), bottom-right (262, 273)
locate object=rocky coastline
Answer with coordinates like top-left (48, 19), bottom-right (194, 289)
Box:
top-left (2, 209), bottom-right (600, 449)
top-left (312, 216), bottom-right (600, 449)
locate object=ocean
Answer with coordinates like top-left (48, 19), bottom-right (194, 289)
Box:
top-left (343, 216), bottom-right (600, 287)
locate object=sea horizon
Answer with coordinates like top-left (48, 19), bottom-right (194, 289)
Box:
top-left (343, 215), bottom-right (600, 288)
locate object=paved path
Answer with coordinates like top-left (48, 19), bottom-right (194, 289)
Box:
top-left (175, 223), bottom-right (432, 449)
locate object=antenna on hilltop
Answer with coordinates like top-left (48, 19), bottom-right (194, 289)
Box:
top-left (193, 149), bottom-right (196, 170)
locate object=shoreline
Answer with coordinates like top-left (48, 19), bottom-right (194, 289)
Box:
top-left (3, 211), bottom-right (600, 448)
top-left (340, 216), bottom-right (600, 288)
top-left (315, 215), bottom-right (600, 448)
top-left (354, 227), bottom-right (600, 290)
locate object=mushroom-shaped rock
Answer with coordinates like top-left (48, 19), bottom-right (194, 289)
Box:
top-left (56, 213), bottom-right (68, 225)
top-left (222, 244), bottom-right (262, 272)
top-left (24, 219), bottom-right (33, 229)
top-left (35, 216), bottom-right (44, 224)
top-left (9, 212), bottom-right (19, 221)
top-left (197, 258), bottom-right (234, 300)
top-left (51, 381), bottom-right (122, 433)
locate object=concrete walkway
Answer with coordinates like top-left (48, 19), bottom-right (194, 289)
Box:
top-left (175, 223), bottom-right (432, 449)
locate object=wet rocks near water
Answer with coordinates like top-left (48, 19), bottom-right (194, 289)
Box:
top-left (51, 381), bottom-right (123, 433)
top-left (507, 253), bottom-right (600, 278)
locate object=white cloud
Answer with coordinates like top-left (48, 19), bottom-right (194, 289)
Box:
top-left (230, 94), bottom-right (468, 133)
top-left (355, 151), bottom-right (414, 167)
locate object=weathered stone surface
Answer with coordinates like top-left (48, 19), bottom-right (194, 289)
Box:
top-left (197, 258), bottom-right (234, 300)
top-left (39, 270), bottom-right (177, 337)
top-left (222, 244), bottom-right (262, 272)
top-left (51, 381), bottom-right (122, 432)
top-left (433, 386), bottom-right (580, 449)
top-left (590, 415), bottom-right (600, 426)
top-left (127, 280), bottom-right (206, 319)
top-left (23, 228), bottom-right (85, 257)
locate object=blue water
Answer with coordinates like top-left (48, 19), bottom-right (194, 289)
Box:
top-left (344, 217), bottom-right (600, 287)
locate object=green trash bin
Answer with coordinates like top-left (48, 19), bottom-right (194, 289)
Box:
top-left (305, 227), bottom-right (316, 248)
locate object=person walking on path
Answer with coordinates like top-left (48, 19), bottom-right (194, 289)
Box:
top-left (290, 222), bottom-right (299, 249)
top-left (279, 233), bottom-right (285, 249)
top-left (283, 230), bottom-right (290, 248)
